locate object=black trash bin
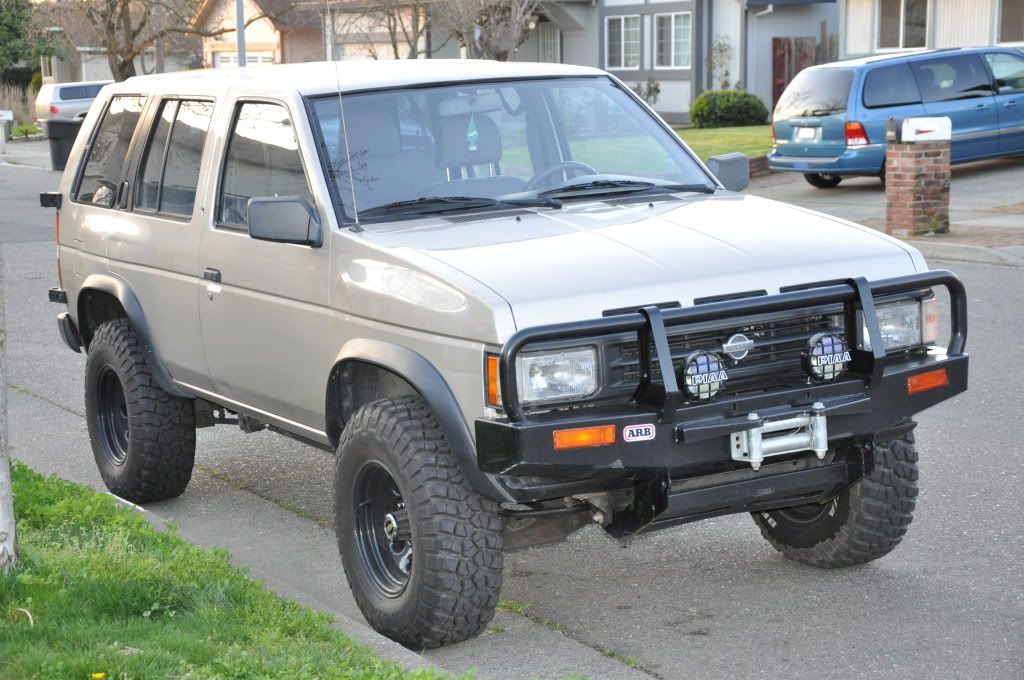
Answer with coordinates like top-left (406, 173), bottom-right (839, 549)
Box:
top-left (45, 118), bottom-right (84, 172)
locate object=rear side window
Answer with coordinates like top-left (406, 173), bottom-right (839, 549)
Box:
top-left (863, 63), bottom-right (922, 108)
top-left (217, 101), bottom-right (310, 229)
top-left (59, 86), bottom-right (88, 100)
top-left (75, 95), bottom-right (146, 208)
top-left (774, 69), bottom-right (854, 119)
top-left (136, 99), bottom-right (214, 217)
top-left (911, 55), bottom-right (994, 103)
top-left (86, 84), bottom-right (106, 98)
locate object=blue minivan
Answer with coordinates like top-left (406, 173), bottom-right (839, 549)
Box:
top-left (768, 47), bottom-right (1024, 188)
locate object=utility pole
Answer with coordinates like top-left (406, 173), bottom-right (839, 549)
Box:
top-left (236, 0), bottom-right (247, 67)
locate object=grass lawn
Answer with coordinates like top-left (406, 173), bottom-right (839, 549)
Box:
top-left (675, 125), bottom-right (774, 161)
top-left (0, 463), bottom-right (450, 680)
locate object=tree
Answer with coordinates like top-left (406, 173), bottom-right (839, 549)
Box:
top-left (431, 0), bottom-right (538, 61)
top-left (0, 0), bottom-right (41, 72)
top-left (36, 0), bottom-right (281, 81)
top-left (0, 248), bottom-right (16, 572)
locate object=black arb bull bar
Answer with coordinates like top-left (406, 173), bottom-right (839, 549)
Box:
top-left (475, 271), bottom-right (968, 532)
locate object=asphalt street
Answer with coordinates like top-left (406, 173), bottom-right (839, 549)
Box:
top-left (1, 158), bottom-right (1022, 680)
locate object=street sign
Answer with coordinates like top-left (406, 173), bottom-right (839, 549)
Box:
top-left (0, 110), bottom-right (13, 122)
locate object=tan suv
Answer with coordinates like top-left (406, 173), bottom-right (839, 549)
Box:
top-left (42, 61), bottom-right (969, 649)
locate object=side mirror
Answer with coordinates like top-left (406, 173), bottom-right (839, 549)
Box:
top-left (706, 152), bottom-right (750, 193)
top-left (247, 196), bottom-right (322, 247)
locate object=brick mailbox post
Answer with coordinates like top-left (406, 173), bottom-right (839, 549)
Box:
top-left (885, 117), bottom-right (952, 238)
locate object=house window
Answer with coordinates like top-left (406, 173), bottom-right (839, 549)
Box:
top-left (606, 15), bottom-right (640, 70)
top-left (654, 12), bottom-right (692, 69)
top-left (878, 0), bottom-right (928, 49)
top-left (539, 22), bottom-right (561, 63)
top-left (1001, 0), bottom-right (1024, 43)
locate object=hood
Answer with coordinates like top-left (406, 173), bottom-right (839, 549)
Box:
top-left (363, 193), bottom-right (924, 330)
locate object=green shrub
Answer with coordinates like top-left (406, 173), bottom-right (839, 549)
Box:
top-left (12, 124), bottom-right (39, 138)
top-left (690, 89), bottom-right (769, 128)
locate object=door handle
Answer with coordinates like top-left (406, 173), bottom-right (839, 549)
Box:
top-left (203, 268), bottom-right (221, 283)
top-left (1007, 100), bottom-right (1019, 108)
top-left (975, 103), bottom-right (990, 110)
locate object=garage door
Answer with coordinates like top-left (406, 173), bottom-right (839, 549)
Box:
top-left (214, 51), bottom-right (274, 68)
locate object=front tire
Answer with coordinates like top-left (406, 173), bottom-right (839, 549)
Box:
top-left (803, 172), bottom-right (843, 189)
top-left (334, 396), bottom-right (504, 649)
top-left (752, 434), bottom-right (918, 568)
top-left (85, 319), bottom-right (196, 503)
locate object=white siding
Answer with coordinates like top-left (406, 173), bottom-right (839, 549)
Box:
top-left (711, 0), bottom-right (743, 88)
top-left (844, 0), bottom-right (875, 56)
top-left (932, 0), bottom-right (994, 47)
top-left (655, 79), bottom-right (690, 113)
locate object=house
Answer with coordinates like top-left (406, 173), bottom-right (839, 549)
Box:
top-left (38, 20), bottom-right (199, 84)
top-left (839, 0), bottom-right (1024, 58)
top-left (192, 0), bottom-right (322, 68)
top-left (325, 0), bottom-right (837, 124)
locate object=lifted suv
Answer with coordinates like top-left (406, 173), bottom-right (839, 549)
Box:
top-left (43, 61), bottom-right (968, 649)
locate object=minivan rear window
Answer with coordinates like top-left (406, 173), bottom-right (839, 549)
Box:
top-left (774, 69), bottom-right (854, 119)
top-left (863, 63), bottom-right (922, 108)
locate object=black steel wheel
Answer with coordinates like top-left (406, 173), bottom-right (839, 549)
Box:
top-left (85, 319), bottom-right (196, 503)
top-left (335, 395), bottom-right (504, 649)
top-left (95, 366), bottom-right (130, 466)
top-left (752, 434), bottom-right (919, 567)
top-left (353, 462), bottom-right (413, 598)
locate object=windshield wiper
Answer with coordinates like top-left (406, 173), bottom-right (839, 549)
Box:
top-left (539, 180), bottom-right (715, 199)
top-left (358, 195), bottom-right (561, 220)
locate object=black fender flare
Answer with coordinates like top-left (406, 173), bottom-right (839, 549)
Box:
top-left (77, 273), bottom-right (189, 398)
top-left (332, 338), bottom-right (513, 502)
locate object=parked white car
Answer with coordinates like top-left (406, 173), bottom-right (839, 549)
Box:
top-left (35, 80), bottom-right (112, 126)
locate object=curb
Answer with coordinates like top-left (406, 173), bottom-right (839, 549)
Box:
top-left (907, 239), bottom-right (1024, 268)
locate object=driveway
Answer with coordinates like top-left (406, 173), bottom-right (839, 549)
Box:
top-left (2, 156), bottom-right (1022, 680)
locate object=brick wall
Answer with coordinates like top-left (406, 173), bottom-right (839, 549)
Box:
top-left (885, 142), bottom-right (951, 238)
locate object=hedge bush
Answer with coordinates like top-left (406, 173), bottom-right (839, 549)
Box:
top-left (690, 89), bottom-right (769, 128)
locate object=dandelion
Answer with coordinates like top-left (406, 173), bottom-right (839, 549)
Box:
top-left (90, 673), bottom-right (106, 679)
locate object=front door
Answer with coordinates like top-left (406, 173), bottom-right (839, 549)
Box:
top-left (911, 53), bottom-right (999, 161)
top-left (198, 99), bottom-right (331, 434)
top-left (984, 51), bottom-right (1024, 153)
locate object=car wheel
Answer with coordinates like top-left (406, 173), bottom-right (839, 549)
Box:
top-left (751, 433), bottom-right (918, 567)
top-left (803, 173), bottom-right (843, 189)
top-left (84, 319), bottom-right (196, 503)
top-left (334, 395), bottom-right (504, 649)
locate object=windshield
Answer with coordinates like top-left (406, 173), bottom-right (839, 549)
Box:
top-left (774, 69), bottom-right (854, 119)
top-left (308, 76), bottom-right (712, 224)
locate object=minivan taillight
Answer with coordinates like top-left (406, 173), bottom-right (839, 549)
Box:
top-left (50, 105), bottom-right (59, 115)
top-left (845, 122), bottom-right (870, 147)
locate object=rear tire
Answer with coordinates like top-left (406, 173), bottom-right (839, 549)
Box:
top-left (803, 172), bottom-right (843, 189)
top-left (85, 319), bottom-right (196, 503)
top-left (751, 434), bottom-right (918, 568)
top-left (334, 395), bottom-right (504, 649)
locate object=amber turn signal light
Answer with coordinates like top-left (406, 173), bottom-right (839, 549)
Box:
top-left (553, 425), bottom-right (616, 451)
top-left (907, 368), bottom-right (949, 395)
top-left (486, 354), bottom-right (501, 407)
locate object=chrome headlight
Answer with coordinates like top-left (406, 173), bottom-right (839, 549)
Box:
top-left (516, 347), bottom-right (598, 405)
top-left (859, 298), bottom-right (937, 352)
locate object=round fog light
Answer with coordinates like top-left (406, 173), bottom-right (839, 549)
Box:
top-left (804, 333), bottom-right (851, 381)
top-left (682, 351), bottom-right (728, 400)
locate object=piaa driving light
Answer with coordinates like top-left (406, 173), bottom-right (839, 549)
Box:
top-left (516, 347), bottom-right (597, 405)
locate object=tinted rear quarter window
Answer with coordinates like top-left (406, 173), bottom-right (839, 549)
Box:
top-left (75, 95), bottom-right (146, 208)
top-left (863, 63), bottom-right (922, 108)
top-left (774, 69), bottom-right (854, 119)
top-left (911, 55), bottom-right (994, 103)
top-left (59, 86), bottom-right (88, 100)
top-left (136, 99), bottom-right (214, 217)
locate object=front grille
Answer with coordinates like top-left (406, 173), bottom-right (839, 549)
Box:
top-left (609, 311), bottom-right (843, 398)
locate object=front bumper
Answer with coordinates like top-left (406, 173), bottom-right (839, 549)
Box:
top-left (768, 145), bottom-right (885, 175)
top-left (476, 271), bottom-right (968, 505)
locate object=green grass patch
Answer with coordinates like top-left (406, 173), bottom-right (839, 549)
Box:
top-left (495, 598), bottom-right (529, 615)
top-left (675, 125), bottom-right (774, 161)
top-left (0, 462), bottom-right (450, 680)
top-left (11, 124), bottom-right (40, 139)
